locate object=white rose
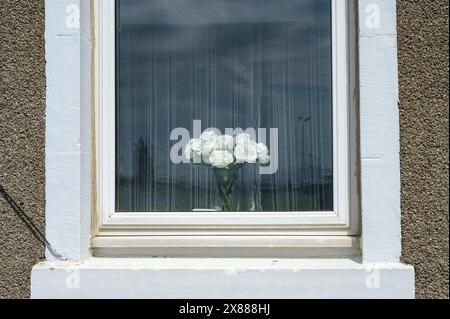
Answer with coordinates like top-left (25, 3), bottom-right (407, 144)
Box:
top-left (199, 131), bottom-right (218, 163)
top-left (256, 143), bottom-right (270, 164)
top-left (200, 130), bottom-right (218, 142)
top-left (234, 141), bottom-right (258, 163)
top-left (201, 139), bottom-right (216, 156)
top-left (185, 138), bottom-right (202, 163)
top-left (209, 150), bottom-right (234, 168)
top-left (235, 133), bottom-right (253, 145)
top-left (215, 135), bottom-right (234, 151)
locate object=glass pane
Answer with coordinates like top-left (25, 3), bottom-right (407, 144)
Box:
top-left (115, 0), bottom-right (333, 212)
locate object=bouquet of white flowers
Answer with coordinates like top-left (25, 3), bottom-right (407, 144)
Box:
top-left (185, 131), bottom-right (270, 211)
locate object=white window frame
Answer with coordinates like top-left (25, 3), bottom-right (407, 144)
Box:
top-left (93, 0), bottom-right (360, 245)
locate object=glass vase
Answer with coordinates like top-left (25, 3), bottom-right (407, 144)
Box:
top-left (212, 167), bottom-right (239, 212)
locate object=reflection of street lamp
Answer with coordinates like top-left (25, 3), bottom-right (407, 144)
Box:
top-left (297, 116), bottom-right (312, 189)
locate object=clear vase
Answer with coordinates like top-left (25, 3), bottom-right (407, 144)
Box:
top-left (212, 167), bottom-right (239, 212)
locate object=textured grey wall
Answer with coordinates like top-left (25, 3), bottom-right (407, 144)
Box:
top-left (0, 0), bottom-right (448, 299)
top-left (398, 0), bottom-right (449, 299)
top-left (0, 0), bottom-right (46, 299)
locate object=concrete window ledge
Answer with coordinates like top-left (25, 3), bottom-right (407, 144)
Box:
top-left (31, 258), bottom-right (414, 299)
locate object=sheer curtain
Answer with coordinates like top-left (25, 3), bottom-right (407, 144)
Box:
top-left (115, 0), bottom-right (333, 212)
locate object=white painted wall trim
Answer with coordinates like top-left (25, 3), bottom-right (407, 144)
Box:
top-left (31, 258), bottom-right (414, 299)
top-left (358, 0), bottom-right (402, 263)
top-left (35, 0), bottom-right (414, 298)
top-left (44, 0), bottom-right (92, 261)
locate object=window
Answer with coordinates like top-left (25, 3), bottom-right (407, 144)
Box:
top-left (33, 0), bottom-right (414, 297)
top-left (94, 0), bottom-right (358, 247)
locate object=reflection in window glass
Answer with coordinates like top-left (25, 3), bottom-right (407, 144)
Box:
top-left (116, 0), bottom-right (333, 212)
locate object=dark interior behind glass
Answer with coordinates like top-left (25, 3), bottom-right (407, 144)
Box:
top-left (115, 0), bottom-right (333, 212)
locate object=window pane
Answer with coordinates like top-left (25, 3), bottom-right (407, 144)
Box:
top-left (116, 0), bottom-right (333, 212)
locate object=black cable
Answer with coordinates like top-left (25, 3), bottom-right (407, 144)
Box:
top-left (0, 182), bottom-right (64, 260)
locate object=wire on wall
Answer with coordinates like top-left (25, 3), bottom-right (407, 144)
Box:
top-left (0, 181), bottom-right (66, 260)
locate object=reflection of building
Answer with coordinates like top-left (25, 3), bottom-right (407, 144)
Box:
top-left (132, 136), bottom-right (153, 187)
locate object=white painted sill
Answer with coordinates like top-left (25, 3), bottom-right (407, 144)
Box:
top-left (31, 258), bottom-right (414, 299)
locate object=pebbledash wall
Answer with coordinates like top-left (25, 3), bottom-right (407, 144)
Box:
top-left (0, 0), bottom-right (448, 299)
top-left (0, 1), bottom-right (46, 299)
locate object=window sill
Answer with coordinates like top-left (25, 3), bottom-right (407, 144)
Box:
top-left (31, 258), bottom-right (414, 299)
top-left (92, 236), bottom-right (361, 258)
